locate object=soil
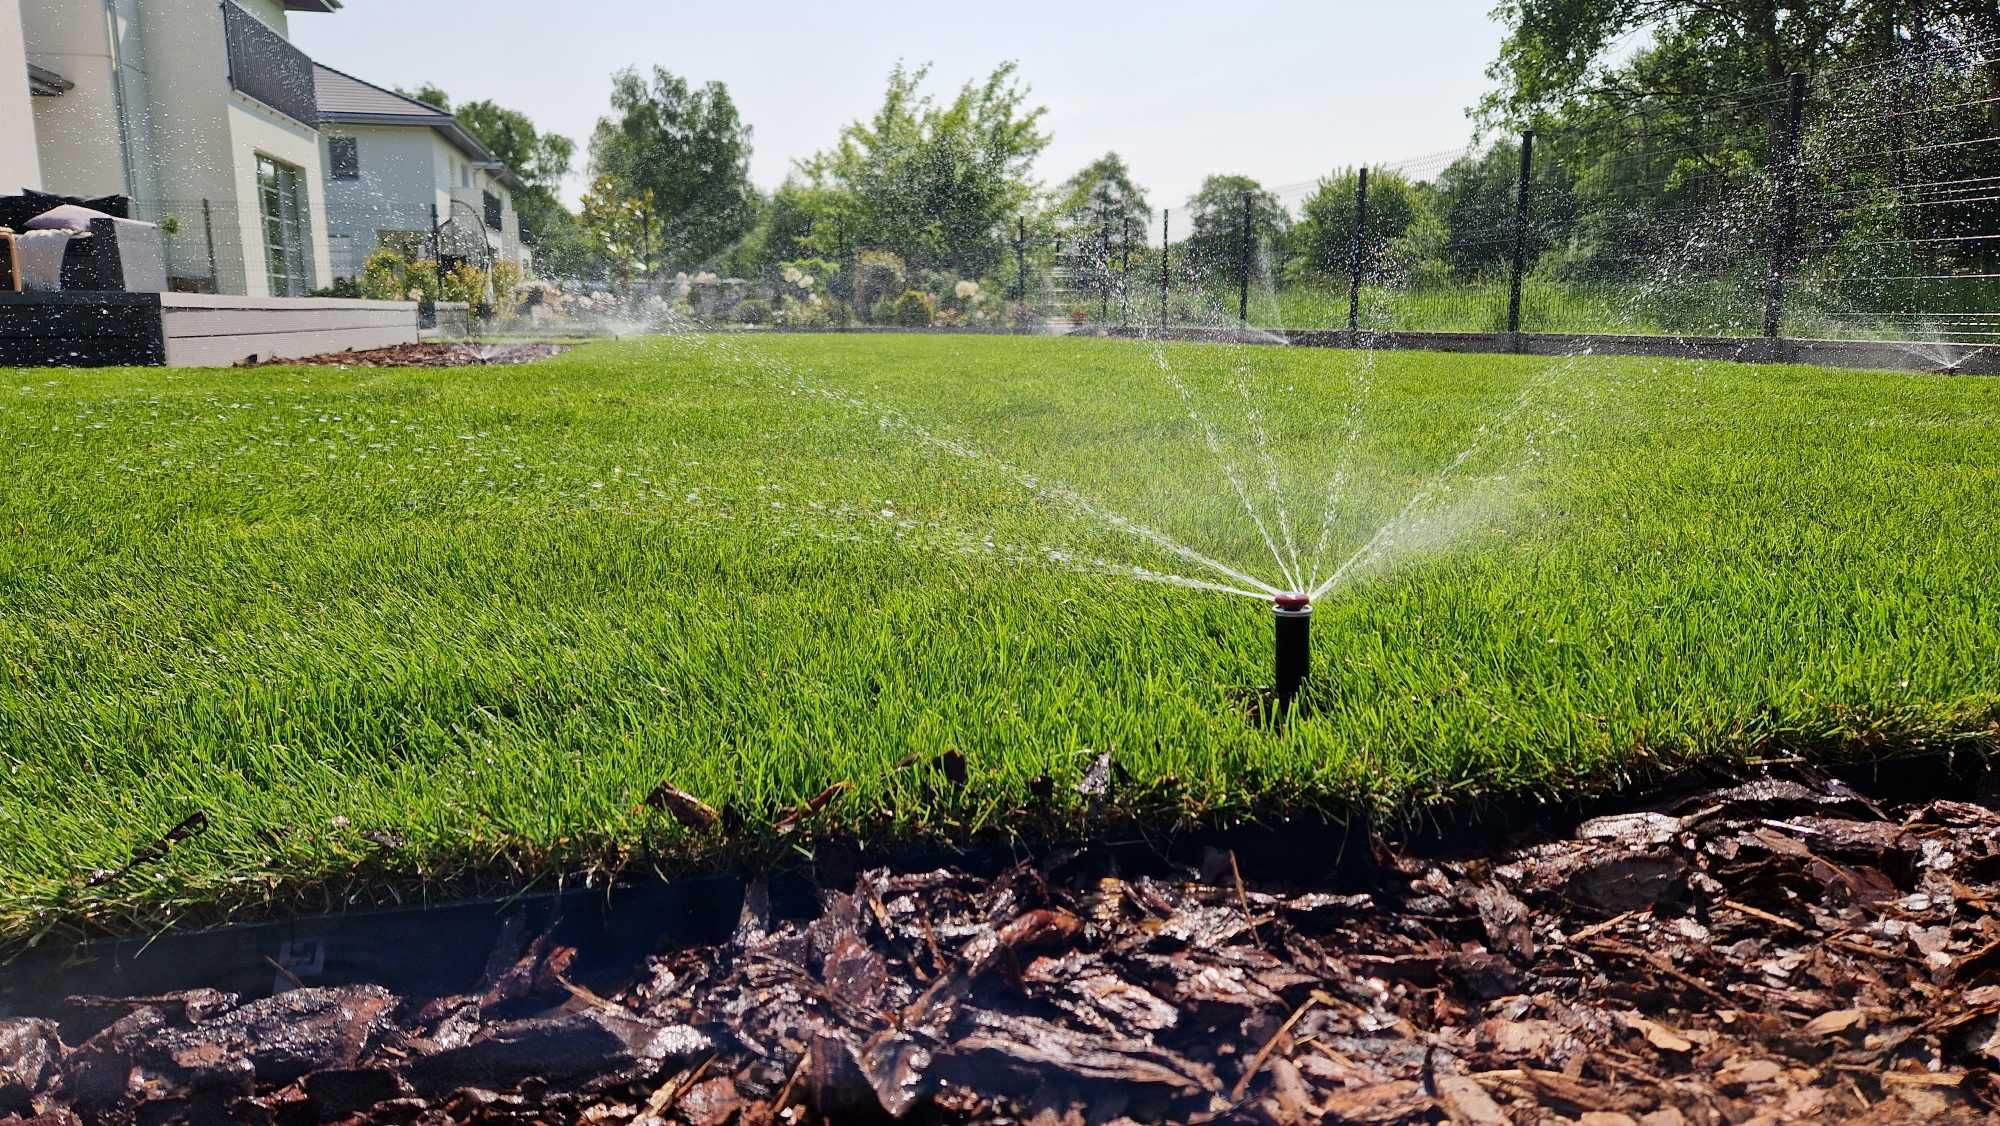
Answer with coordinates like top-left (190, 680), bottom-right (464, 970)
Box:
top-left (237, 343), bottom-right (571, 368)
top-left (7, 766), bottom-right (2000, 1123)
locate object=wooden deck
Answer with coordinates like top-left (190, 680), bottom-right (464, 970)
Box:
top-left (0, 293), bottom-right (422, 368)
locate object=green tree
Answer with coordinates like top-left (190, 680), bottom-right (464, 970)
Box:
top-left (802, 62), bottom-right (1049, 275)
top-left (589, 67), bottom-right (757, 271)
top-left (1050, 152), bottom-right (1150, 233)
top-left (1483, 1), bottom-right (1999, 136)
top-left (730, 180), bottom-right (857, 275)
top-left (397, 83), bottom-right (452, 111)
top-left (577, 176), bottom-right (654, 292)
top-left (1290, 169), bottom-right (1435, 281)
top-left (1432, 143), bottom-right (1575, 276)
top-left (1184, 175), bottom-right (1289, 277)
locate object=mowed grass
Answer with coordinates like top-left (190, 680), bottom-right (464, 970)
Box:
top-left (2, 334), bottom-right (1997, 939)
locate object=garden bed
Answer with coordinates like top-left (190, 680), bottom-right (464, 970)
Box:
top-left (237, 342), bottom-right (572, 368)
top-left (6, 764), bottom-right (2000, 1123)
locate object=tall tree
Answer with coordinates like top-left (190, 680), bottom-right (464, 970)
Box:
top-left (577, 176), bottom-right (653, 292)
top-left (1290, 169), bottom-right (1436, 281)
top-left (1184, 175), bottom-right (1289, 277)
top-left (1482, 0), bottom-right (1999, 126)
top-left (589, 68), bottom-right (757, 270)
top-left (397, 83), bottom-right (453, 111)
top-left (1051, 152), bottom-right (1151, 233)
top-left (802, 62), bottom-right (1049, 275)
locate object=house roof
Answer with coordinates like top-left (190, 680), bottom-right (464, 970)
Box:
top-left (312, 62), bottom-right (524, 190)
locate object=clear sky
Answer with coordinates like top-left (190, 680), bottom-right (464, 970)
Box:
top-left (291, 0), bottom-right (1509, 208)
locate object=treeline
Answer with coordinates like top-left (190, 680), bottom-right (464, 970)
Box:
top-left (419, 0), bottom-right (1996, 328)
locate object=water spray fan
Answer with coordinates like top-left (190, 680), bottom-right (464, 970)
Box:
top-left (1272, 592), bottom-right (1311, 708)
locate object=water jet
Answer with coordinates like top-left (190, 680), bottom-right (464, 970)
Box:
top-left (1273, 592), bottom-right (1311, 707)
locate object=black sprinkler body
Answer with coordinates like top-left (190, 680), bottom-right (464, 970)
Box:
top-left (1273, 593), bottom-right (1311, 707)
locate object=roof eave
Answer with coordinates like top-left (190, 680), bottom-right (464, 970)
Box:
top-left (285, 1), bottom-right (343, 12)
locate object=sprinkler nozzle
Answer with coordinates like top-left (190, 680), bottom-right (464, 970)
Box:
top-left (1272, 593), bottom-right (1312, 707)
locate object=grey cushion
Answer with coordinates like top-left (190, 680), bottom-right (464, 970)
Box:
top-left (24, 203), bottom-right (111, 233)
top-left (61, 217), bottom-right (167, 292)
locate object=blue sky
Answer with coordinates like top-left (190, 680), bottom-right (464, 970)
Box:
top-left (292, 0), bottom-right (1509, 207)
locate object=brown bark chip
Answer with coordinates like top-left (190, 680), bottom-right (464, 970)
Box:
top-left (19, 770), bottom-right (2000, 1122)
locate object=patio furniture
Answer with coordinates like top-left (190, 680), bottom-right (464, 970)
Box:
top-left (10, 229), bottom-right (79, 291)
top-left (59, 217), bottom-right (169, 293)
top-left (0, 229), bottom-right (18, 293)
top-left (0, 192), bottom-right (166, 293)
top-left (0, 190), bottom-right (129, 231)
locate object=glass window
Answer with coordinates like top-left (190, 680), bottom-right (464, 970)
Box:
top-left (328, 137), bottom-right (358, 180)
top-left (257, 154), bottom-right (313, 297)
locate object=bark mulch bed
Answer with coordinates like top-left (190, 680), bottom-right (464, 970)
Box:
top-left (7, 769), bottom-right (2000, 1123)
top-left (238, 343), bottom-right (571, 369)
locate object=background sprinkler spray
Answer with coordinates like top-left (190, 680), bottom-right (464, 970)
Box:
top-left (1273, 592), bottom-right (1311, 707)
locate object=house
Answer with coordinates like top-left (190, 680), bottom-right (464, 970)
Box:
top-left (313, 64), bottom-right (528, 285)
top-left (7, 0), bottom-right (343, 297)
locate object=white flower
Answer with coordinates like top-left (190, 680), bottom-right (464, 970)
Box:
top-left (955, 280), bottom-right (980, 300)
top-left (799, 275), bottom-right (815, 289)
top-left (406, 288), bottom-right (422, 301)
top-left (782, 267), bottom-right (802, 284)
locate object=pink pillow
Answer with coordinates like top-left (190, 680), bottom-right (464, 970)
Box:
top-left (24, 203), bottom-right (110, 233)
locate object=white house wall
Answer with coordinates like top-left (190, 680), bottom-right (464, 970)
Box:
top-left (227, 99), bottom-right (333, 294)
top-left (0, 0), bottom-right (41, 192)
top-left (322, 125), bottom-right (526, 280)
top-left (320, 124), bottom-right (440, 278)
top-left (21, 0), bottom-right (127, 197)
top-left (132, 0), bottom-right (236, 287)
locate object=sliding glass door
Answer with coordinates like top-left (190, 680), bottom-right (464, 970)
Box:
top-left (256, 155), bottom-right (312, 297)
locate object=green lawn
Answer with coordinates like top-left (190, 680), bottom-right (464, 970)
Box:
top-left (3, 334), bottom-right (1996, 940)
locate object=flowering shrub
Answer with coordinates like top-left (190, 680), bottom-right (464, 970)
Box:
top-left (359, 250), bottom-right (407, 301)
top-left (442, 262), bottom-right (489, 308)
top-left (880, 289), bottom-right (935, 327)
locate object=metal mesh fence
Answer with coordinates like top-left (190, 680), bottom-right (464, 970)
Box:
top-left (997, 40), bottom-right (1996, 344)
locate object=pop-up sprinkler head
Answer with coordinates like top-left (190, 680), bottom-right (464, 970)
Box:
top-left (1272, 593), bottom-right (1311, 707)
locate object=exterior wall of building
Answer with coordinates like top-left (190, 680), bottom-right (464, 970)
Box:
top-left (320, 124), bottom-right (440, 279)
top-left (18, 0), bottom-right (333, 296)
top-left (0, 0), bottom-right (41, 192)
top-left (22, 0), bottom-right (129, 197)
top-left (226, 99), bottom-right (334, 294)
top-left (322, 125), bottom-right (527, 281)
top-left (133, 0), bottom-right (237, 289)
top-left (449, 177), bottom-right (521, 265)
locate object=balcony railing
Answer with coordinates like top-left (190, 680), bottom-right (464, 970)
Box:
top-left (221, 2), bottom-right (319, 127)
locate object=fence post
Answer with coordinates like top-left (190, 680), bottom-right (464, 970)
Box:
top-left (1121, 216), bottom-right (1132, 325)
top-left (1015, 216), bottom-right (1027, 305)
top-left (1100, 201), bottom-right (1113, 322)
top-left (1238, 190), bottom-right (1252, 325)
top-left (1160, 209), bottom-right (1170, 332)
top-left (1346, 167), bottom-right (1369, 336)
top-left (1506, 130), bottom-right (1535, 344)
top-left (1763, 73), bottom-right (1807, 340)
top-left (201, 198), bottom-right (218, 293)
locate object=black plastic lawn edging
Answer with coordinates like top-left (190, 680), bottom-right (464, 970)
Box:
top-left (696, 322), bottom-right (1998, 375)
top-left (2, 746), bottom-right (1992, 1021)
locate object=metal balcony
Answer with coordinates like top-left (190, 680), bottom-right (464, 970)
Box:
top-left (221, 2), bottom-right (320, 127)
